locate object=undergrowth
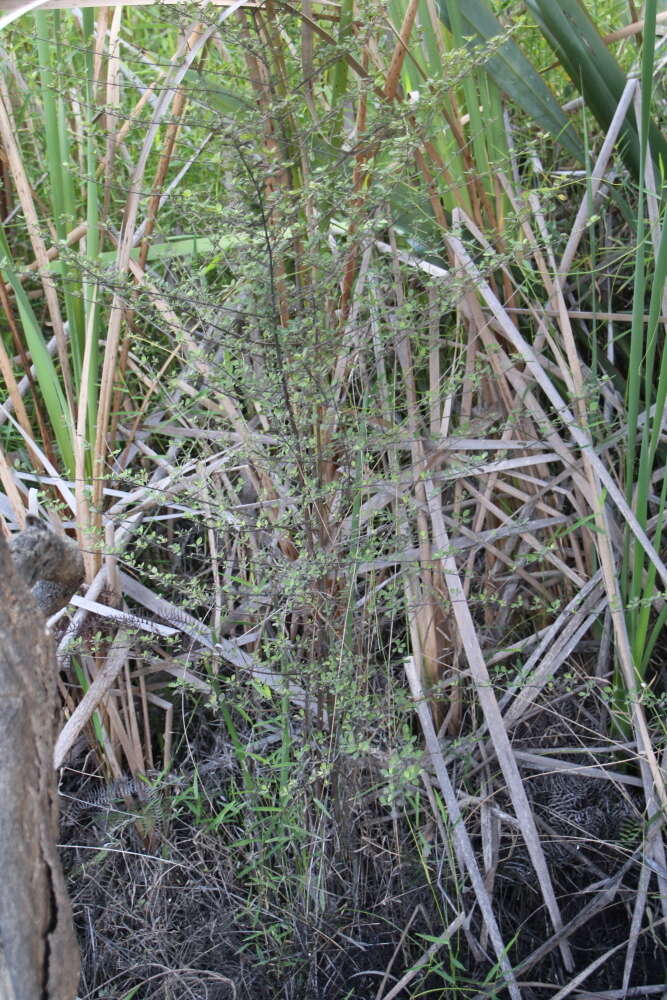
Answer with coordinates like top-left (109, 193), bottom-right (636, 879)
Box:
top-left (2, 1), bottom-right (667, 997)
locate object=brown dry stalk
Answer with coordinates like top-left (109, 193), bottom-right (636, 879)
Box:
top-left (0, 80), bottom-right (75, 414)
top-left (404, 655), bottom-right (522, 1000)
top-left (91, 16), bottom-right (219, 550)
top-left (422, 475), bottom-right (573, 969)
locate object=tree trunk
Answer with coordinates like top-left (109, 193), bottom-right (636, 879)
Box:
top-left (0, 533), bottom-right (79, 999)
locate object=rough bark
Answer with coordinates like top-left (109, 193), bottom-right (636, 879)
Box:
top-left (9, 516), bottom-right (85, 617)
top-left (0, 532), bottom-right (79, 1000)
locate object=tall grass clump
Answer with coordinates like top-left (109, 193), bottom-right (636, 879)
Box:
top-left (1, 1), bottom-right (667, 997)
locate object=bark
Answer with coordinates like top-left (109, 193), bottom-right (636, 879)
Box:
top-left (9, 516), bottom-right (84, 617)
top-left (0, 532), bottom-right (79, 1000)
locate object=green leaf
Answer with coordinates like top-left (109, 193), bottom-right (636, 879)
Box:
top-left (436, 0), bottom-right (583, 160)
top-left (0, 227), bottom-right (74, 472)
top-left (525, 0), bottom-right (667, 189)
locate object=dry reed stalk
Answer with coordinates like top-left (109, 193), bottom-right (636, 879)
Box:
top-left (91, 14), bottom-right (222, 553)
top-left (74, 284), bottom-right (98, 580)
top-left (422, 473), bottom-right (573, 968)
top-left (0, 0), bottom-right (265, 16)
top-left (0, 406), bottom-right (78, 518)
top-left (387, 229), bottom-right (452, 723)
top-left (54, 629), bottom-right (132, 768)
top-left (404, 655), bottom-right (522, 1000)
top-left (122, 657), bottom-right (146, 774)
top-left (137, 672), bottom-right (154, 769)
top-left (103, 681), bottom-right (142, 774)
top-left (338, 68), bottom-right (371, 325)
top-left (198, 460), bottom-right (223, 644)
top-left (100, 4), bottom-right (123, 228)
top-left (0, 80), bottom-right (74, 412)
top-left (447, 234), bottom-right (667, 588)
top-left (444, 225), bottom-right (667, 821)
top-left (109, 73), bottom-right (191, 448)
top-left (0, 445), bottom-right (27, 525)
top-left (145, 691), bottom-right (173, 771)
top-left (123, 254), bottom-right (299, 558)
top-left (0, 335), bottom-right (40, 466)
